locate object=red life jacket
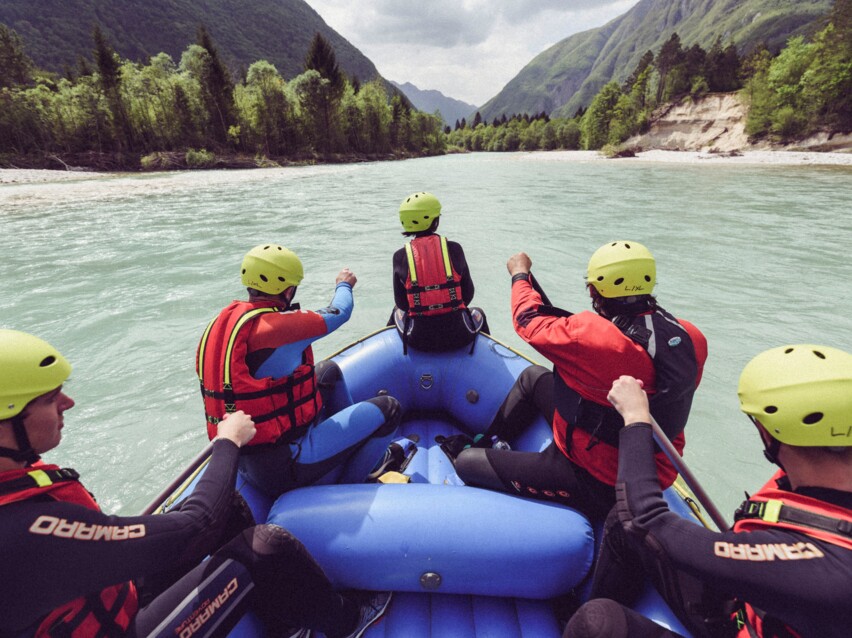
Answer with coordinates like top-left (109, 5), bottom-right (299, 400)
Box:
top-left (552, 311), bottom-right (705, 487)
top-left (196, 300), bottom-right (321, 446)
top-left (404, 235), bottom-right (466, 317)
top-left (731, 470), bottom-right (852, 637)
top-left (0, 464), bottom-right (139, 637)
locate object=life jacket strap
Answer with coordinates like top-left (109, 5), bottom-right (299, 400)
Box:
top-left (735, 498), bottom-right (852, 537)
top-left (0, 467), bottom-right (80, 496)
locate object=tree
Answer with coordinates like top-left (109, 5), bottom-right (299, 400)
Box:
top-left (0, 24), bottom-right (34, 88)
top-left (581, 81), bottom-right (622, 149)
top-left (196, 26), bottom-right (237, 146)
top-left (624, 51), bottom-right (654, 93)
top-left (655, 33), bottom-right (683, 102)
top-left (472, 111), bottom-right (482, 128)
top-left (304, 33), bottom-right (345, 94)
top-left (93, 25), bottom-right (134, 151)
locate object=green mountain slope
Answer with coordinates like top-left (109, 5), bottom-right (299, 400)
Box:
top-left (0, 0), bottom-right (382, 82)
top-left (480, 0), bottom-right (832, 120)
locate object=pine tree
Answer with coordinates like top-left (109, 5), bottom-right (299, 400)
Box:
top-left (93, 25), bottom-right (135, 151)
top-left (196, 26), bottom-right (237, 146)
top-left (0, 24), bottom-right (34, 88)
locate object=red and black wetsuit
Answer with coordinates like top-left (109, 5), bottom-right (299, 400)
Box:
top-left (455, 275), bottom-right (706, 519)
top-left (579, 424), bottom-right (852, 638)
top-left (392, 232), bottom-right (487, 351)
top-left (0, 440), bottom-right (361, 637)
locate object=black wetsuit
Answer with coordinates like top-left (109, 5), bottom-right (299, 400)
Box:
top-left (567, 424), bottom-right (852, 638)
top-left (0, 439), bottom-right (359, 637)
top-left (391, 234), bottom-right (489, 351)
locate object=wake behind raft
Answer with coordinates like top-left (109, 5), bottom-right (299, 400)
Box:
top-left (157, 328), bottom-right (705, 637)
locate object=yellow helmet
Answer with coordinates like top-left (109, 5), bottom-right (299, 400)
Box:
top-left (0, 329), bottom-right (72, 420)
top-left (738, 345), bottom-right (852, 447)
top-left (586, 241), bottom-right (656, 298)
top-left (399, 192), bottom-right (441, 233)
top-left (241, 244), bottom-right (304, 295)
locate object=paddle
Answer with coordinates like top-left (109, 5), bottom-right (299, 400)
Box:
top-left (649, 417), bottom-right (729, 531)
top-left (140, 441), bottom-right (215, 516)
top-left (524, 270), bottom-right (729, 530)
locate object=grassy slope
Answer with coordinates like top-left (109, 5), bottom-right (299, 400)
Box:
top-left (0, 0), bottom-right (382, 82)
top-left (479, 0), bottom-right (832, 120)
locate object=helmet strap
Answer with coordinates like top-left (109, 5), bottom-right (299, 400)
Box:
top-left (0, 414), bottom-right (40, 464)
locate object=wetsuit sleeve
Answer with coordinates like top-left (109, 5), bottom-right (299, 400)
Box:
top-left (0, 439), bottom-right (241, 631)
top-left (316, 282), bottom-right (354, 333)
top-left (447, 241), bottom-right (475, 304)
top-left (616, 423), bottom-right (851, 631)
top-left (392, 247), bottom-right (409, 310)
top-left (511, 277), bottom-right (575, 358)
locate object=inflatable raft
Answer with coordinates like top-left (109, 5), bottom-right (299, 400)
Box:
top-left (161, 328), bottom-right (703, 637)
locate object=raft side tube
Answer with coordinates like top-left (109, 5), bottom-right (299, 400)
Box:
top-left (268, 483), bottom-right (594, 599)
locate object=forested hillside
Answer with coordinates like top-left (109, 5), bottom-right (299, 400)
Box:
top-left (0, 0), bottom-right (381, 83)
top-left (479, 0), bottom-right (832, 120)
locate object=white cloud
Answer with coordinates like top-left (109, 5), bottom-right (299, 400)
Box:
top-left (307, 0), bottom-right (638, 106)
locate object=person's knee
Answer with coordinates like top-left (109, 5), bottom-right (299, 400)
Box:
top-left (455, 448), bottom-right (503, 490)
top-left (315, 360), bottom-right (343, 388)
top-left (366, 395), bottom-right (402, 436)
top-left (564, 599), bottom-right (629, 638)
top-left (518, 364), bottom-right (550, 395)
top-left (246, 524), bottom-right (304, 557)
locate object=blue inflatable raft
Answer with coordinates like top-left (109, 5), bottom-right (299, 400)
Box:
top-left (163, 328), bottom-right (702, 637)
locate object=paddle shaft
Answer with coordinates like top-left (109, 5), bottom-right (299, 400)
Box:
top-left (140, 441), bottom-right (215, 516)
top-left (526, 271), bottom-right (729, 530)
top-left (649, 417), bottom-right (729, 530)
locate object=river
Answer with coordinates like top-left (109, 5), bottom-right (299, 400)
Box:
top-left (2, 152), bottom-right (851, 516)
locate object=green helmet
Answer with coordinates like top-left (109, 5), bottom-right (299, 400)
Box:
top-left (399, 192), bottom-right (441, 233)
top-left (738, 345), bottom-right (852, 447)
top-left (0, 329), bottom-right (72, 420)
top-left (241, 244), bottom-right (304, 295)
top-left (586, 241), bottom-right (656, 298)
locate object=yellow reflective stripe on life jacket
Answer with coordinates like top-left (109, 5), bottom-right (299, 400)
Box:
top-left (27, 469), bottom-right (53, 487)
top-left (405, 242), bottom-right (418, 286)
top-left (440, 236), bottom-right (453, 280)
top-left (196, 317), bottom-right (217, 384)
top-left (223, 307), bottom-right (281, 386)
top-left (406, 237), bottom-right (454, 285)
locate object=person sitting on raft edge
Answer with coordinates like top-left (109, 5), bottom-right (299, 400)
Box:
top-left (389, 191), bottom-right (489, 353)
top-left (0, 329), bottom-right (392, 638)
top-left (453, 241), bottom-right (708, 520)
top-left (566, 345), bottom-right (852, 638)
top-left (197, 243), bottom-right (402, 497)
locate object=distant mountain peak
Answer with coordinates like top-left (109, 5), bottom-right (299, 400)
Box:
top-left (392, 81), bottom-right (478, 125)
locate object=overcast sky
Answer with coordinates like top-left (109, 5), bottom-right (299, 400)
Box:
top-left (305, 0), bottom-right (640, 106)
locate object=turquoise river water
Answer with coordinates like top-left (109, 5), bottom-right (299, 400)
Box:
top-left (1, 152), bottom-right (850, 517)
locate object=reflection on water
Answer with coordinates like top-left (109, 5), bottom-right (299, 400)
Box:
top-left (2, 153), bottom-right (851, 515)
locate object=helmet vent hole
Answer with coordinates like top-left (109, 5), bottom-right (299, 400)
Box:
top-left (764, 406), bottom-right (778, 414)
top-left (39, 356), bottom-right (56, 367)
top-left (784, 347), bottom-right (794, 354)
top-left (241, 268), bottom-right (246, 275)
top-left (424, 215), bottom-right (430, 219)
top-left (812, 350), bottom-right (826, 359)
top-left (413, 220), bottom-right (419, 225)
top-left (260, 275), bottom-right (268, 282)
top-left (263, 245), bottom-right (270, 250)
top-left (278, 277), bottom-right (286, 282)
top-left (614, 277), bottom-right (624, 285)
top-left (624, 243), bottom-right (631, 249)
top-left (644, 275), bottom-right (651, 282)
top-left (597, 276), bottom-right (604, 281)
top-left (803, 412), bottom-right (823, 425)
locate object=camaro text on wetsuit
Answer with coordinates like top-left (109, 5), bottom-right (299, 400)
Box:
top-left (177, 578), bottom-right (239, 638)
top-left (29, 515), bottom-right (146, 540)
top-left (714, 540), bottom-right (825, 561)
